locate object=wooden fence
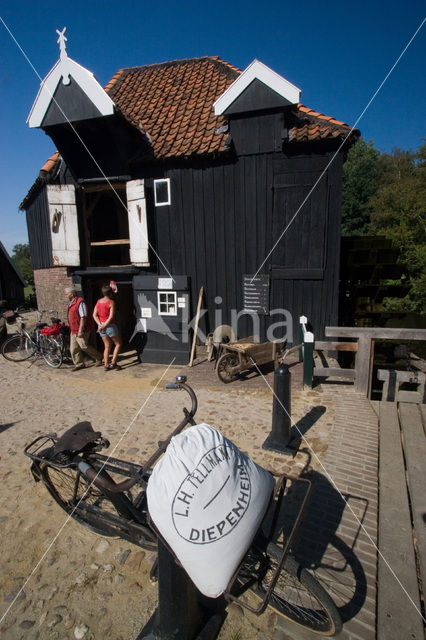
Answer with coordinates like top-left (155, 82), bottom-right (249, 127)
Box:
top-left (301, 325), bottom-right (426, 396)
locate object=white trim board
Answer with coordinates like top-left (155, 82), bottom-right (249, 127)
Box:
top-left (27, 56), bottom-right (115, 128)
top-left (213, 59), bottom-right (301, 115)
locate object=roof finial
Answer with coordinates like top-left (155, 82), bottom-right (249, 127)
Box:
top-left (56, 27), bottom-right (68, 60)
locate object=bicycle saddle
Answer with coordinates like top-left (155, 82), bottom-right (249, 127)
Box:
top-left (53, 421), bottom-right (103, 455)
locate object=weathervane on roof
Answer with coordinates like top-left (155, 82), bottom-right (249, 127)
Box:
top-left (56, 27), bottom-right (68, 61)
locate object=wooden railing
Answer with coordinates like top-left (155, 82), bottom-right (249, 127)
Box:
top-left (301, 326), bottom-right (426, 396)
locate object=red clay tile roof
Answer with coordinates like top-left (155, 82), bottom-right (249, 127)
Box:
top-left (106, 57), bottom-right (240, 158)
top-left (22, 57), bottom-right (359, 208)
top-left (106, 58), bottom-right (358, 156)
top-left (289, 104), bottom-right (357, 143)
top-left (19, 151), bottom-right (61, 209)
top-left (41, 150), bottom-right (60, 172)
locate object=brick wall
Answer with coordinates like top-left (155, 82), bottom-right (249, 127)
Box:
top-left (34, 267), bottom-right (73, 322)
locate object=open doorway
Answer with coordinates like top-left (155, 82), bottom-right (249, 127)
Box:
top-left (83, 186), bottom-right (131, 266)
top-left (83, 278), bottom-right (136, 351)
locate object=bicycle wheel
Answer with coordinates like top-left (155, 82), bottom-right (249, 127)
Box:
top-left (252, 544), bottom-right (342, 636)
top-left (2, 334), bottom-right (36, 361)
top-left (41, 336), bottom-right (63, 368)
top-left (216, 352), bottom-right (240, 383)
top-left (40, 464), bottom-right (156, 549)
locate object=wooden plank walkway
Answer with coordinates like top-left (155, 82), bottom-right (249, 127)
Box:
top-left (274, 386), bottom-right (379, 640)
top-left (377, 402), bottom-right (425, 640)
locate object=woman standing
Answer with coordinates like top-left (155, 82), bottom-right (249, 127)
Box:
top-left (93, 285), bottom-right (122, 370)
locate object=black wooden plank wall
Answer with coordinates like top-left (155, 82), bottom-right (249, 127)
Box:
top-left (25, 145), bottom-right (343, 343)
top-left (25, 189), bottom-right (53, 270)
top-left (154, 148), bottom-right (343, 342)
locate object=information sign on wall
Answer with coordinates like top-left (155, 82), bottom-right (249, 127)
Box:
top-left (243, 275), bottom-right (270, 314)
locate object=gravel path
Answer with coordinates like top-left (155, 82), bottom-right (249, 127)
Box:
top-left (0, 345), bottom-right (335, 640)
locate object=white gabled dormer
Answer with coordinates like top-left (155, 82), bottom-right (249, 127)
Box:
top-left (213, 59), bottom-right (301, 116)
top-left (27, 27), bottom-right (114, 128)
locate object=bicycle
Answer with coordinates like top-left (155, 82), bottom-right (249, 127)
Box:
top-left (38, 310), bottom-right (70, 360)
top-left (1, 308), bottom-right (63, 368)
top-left (24, 377), bottom-right (342, 636)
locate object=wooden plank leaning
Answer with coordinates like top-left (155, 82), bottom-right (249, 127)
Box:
top-left (189, 287), bottom-right (204, 367)
top-left (377, 402), bottom-right (423, 640)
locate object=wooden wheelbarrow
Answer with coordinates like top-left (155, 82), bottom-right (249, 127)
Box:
top-left (216, 337), bottom-right (285, 383)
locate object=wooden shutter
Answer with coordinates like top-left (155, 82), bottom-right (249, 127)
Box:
top-left (47, 184), bottom-right (80, 266)
top-left (126, 179), bottom-right (149, 266)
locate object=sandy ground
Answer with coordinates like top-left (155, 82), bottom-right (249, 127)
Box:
top-left (0, 331), bottom-right (337, 640)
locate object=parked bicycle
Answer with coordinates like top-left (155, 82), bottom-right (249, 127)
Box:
top-left (24, 377), bottom-right (342, 636)
top-left (1, 308), bottom-right (63, 368)
top-left (39, 311), bottom-right (70, 360)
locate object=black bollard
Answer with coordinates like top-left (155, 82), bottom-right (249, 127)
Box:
top-left (262, 364), bottom-right (295, 455)
top-left (137, 539), bottom-right (226, 639)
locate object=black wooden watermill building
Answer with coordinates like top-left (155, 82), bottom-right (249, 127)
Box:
top-left (20, 31), bottom-right (359, 363)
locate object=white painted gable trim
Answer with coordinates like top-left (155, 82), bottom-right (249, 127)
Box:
top-left (213, 59), bottom-right (301, 116)
top-left (27, 56), bottom-right (115, 128)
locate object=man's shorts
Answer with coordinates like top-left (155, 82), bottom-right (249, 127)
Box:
top-left (99, 323), bottom-right (119, 338)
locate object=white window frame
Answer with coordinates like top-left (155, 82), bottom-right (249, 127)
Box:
top-left (154, 178), bottom-right (171, 206)
top-left (158, 291), bottom-right (177, 316)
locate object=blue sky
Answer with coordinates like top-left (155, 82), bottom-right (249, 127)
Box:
top-left (0, 1), bottom-right (425, 254)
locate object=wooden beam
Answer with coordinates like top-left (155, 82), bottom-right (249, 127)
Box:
top-left (314, 341), bottom-right (358, 352)
top-left (189, 287), bottom-right (204, 367)
top-left (399, 403), bottom-right (426, 592)
top-left (81, 182), bottom-right (127, 193)
top-left (354, 336), bottom-right (373, 395)
top-left (90, 239), bottom-right (130, 246)
top-left (377, 402), bottom-right (423, 640)
top-left (326, 326), bottom-right (426, 341)
top-left (313, 367), bottom-right (355, 379)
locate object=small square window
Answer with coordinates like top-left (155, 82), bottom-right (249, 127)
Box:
top-left (158, 291), bottom-right (177, 315)
top-left (154, 178), bottom-right (171, 206)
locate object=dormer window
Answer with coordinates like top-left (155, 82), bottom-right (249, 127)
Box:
top-left (154, 179), bottom-right (171, 206)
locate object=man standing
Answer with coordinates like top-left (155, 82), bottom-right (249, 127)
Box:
top-left (65, 286), bottom-right (102, 371)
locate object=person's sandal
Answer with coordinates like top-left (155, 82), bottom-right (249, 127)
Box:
top-left (108, 363), bottom-right (122, 371)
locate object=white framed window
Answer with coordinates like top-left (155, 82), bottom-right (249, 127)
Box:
top-left (158, 291), bottom-right (177, 315)
top-left (154, 178), bottom-right (171, 206)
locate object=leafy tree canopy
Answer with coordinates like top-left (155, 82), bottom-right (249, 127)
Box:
top-left (341, 138), bottom-right (382, 236)
top-left (11, 243), bottom-right (34, 286)
top-left (369, 140), bottom-right (426, 313)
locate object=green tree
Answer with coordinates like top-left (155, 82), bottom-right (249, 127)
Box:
top-left (369, 142), bottom-right (426, 313)
top-left (341, 138), bottom-right (382, 236)
top-left (11, 243), bottom-right (34, 285)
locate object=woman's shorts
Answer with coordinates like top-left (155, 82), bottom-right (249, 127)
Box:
top-left (100, 323), bottom-right (119, 338)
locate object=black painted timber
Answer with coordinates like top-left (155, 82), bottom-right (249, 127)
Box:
top-left (25, 111), bottom-right (345, 344)
top-left (25, 188), bottom-right (53, 269)
top-left (41, 77), bottom-right (103, 127)
top-left (224, 78), bottom-right (293, 115)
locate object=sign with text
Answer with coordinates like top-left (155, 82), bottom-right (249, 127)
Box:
top-left (243, 274), bottom-right (270, 314)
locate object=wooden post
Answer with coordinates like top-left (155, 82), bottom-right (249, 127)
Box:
top-left (303, 331), bottom-right (314, 388)
top-left (354, 336), bottom-right (372, 395)
top-left (299, 315), bottom-right (307, 362)
top-left (189, 287), bottom-right (204, 367)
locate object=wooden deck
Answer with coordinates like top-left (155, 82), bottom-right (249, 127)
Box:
top-left (377, 401), bottom-right (425, 639)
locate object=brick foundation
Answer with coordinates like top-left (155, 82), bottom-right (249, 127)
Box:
top-left (34, 267), bottom-right (73, 322)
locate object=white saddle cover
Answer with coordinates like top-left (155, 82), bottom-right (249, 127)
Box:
top-left (147, 423), bottom-right (274, 597)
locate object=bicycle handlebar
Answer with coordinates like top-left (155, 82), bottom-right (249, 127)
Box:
top-left (166, 377), bottom-right (198, 418)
